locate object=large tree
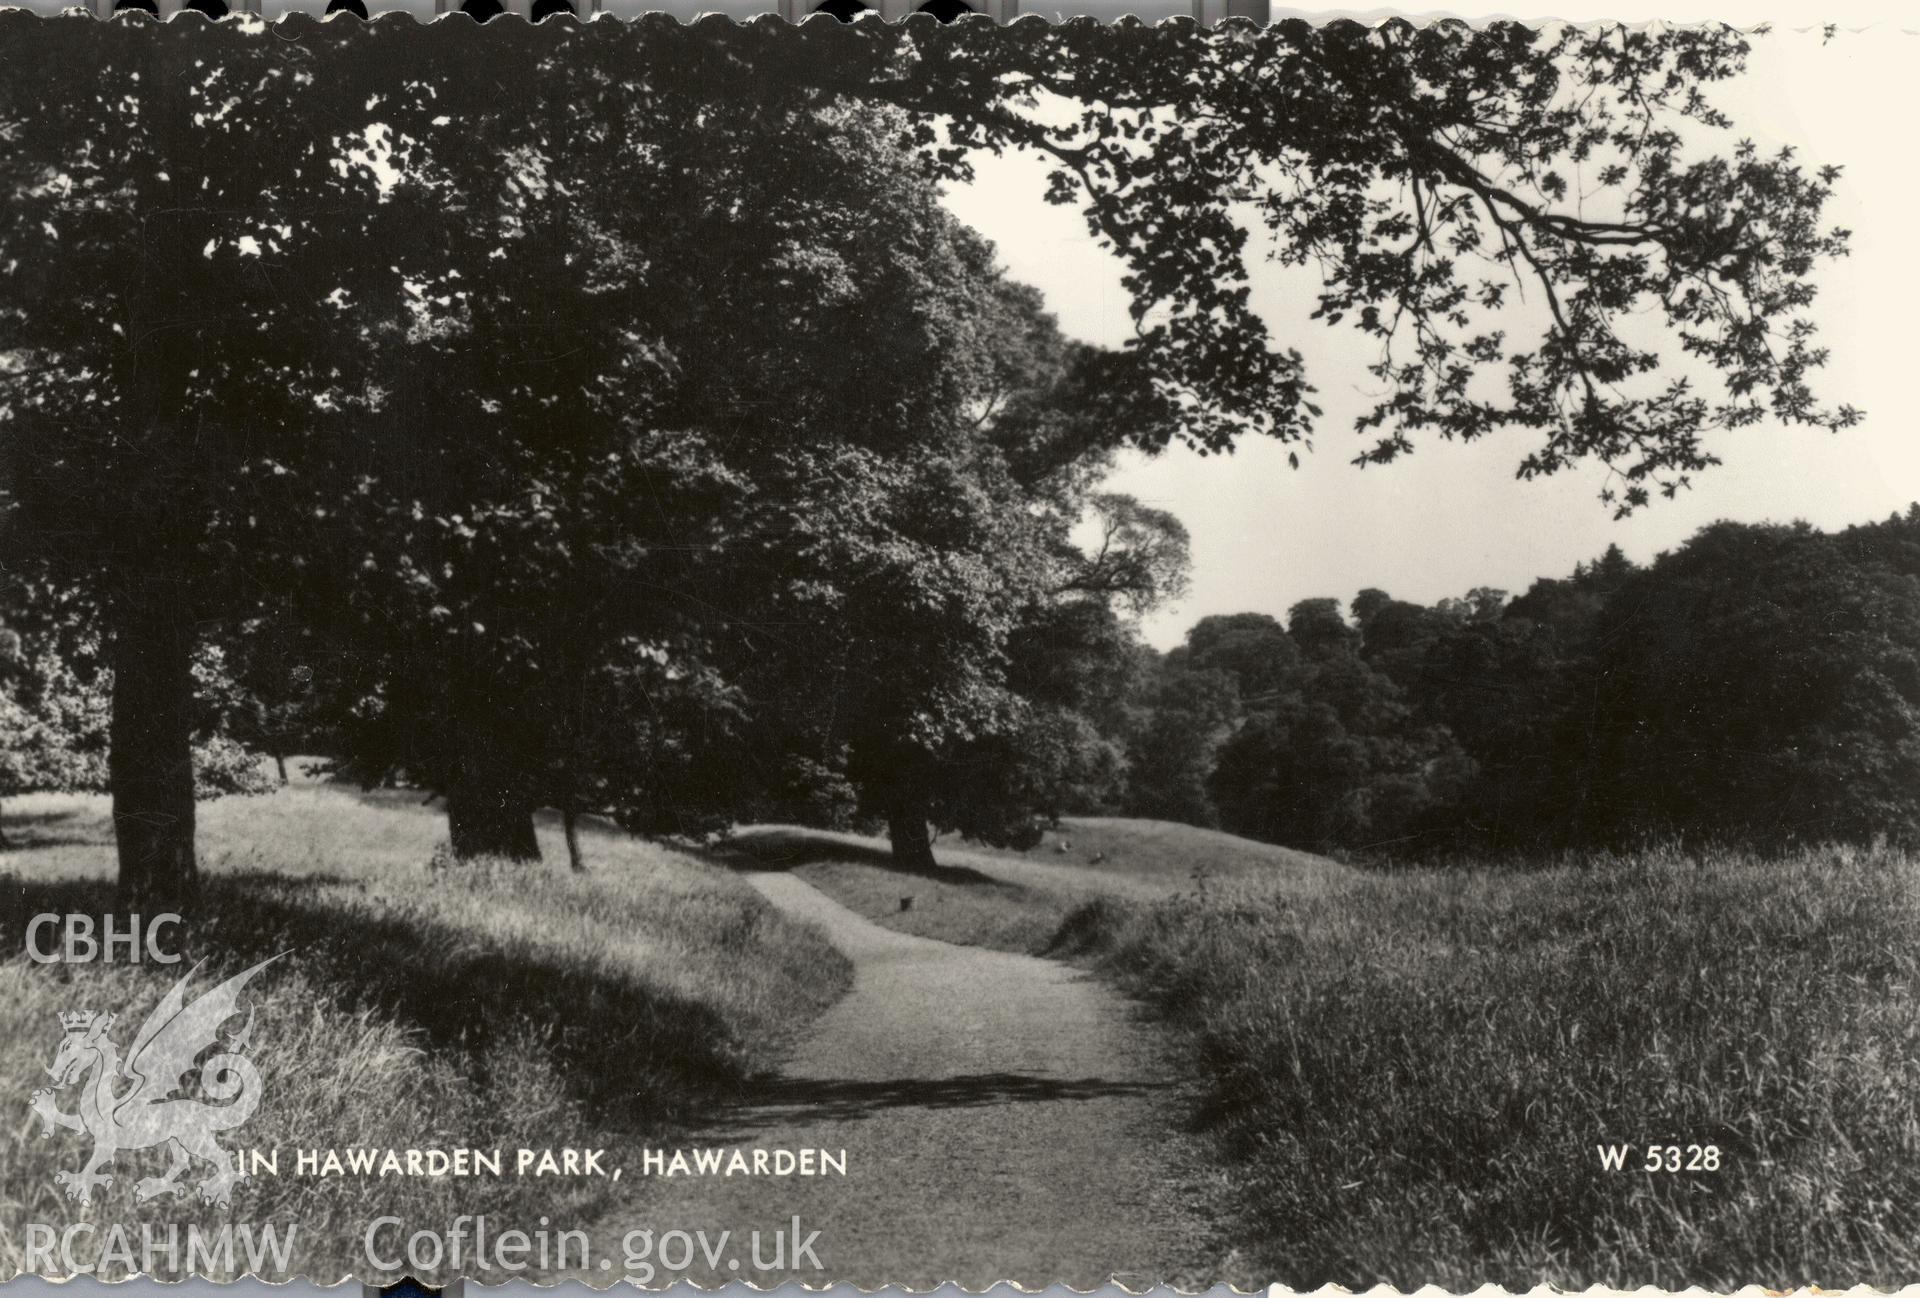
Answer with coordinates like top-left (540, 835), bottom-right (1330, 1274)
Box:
top-left (0, 20), bottom-right (445, 898)
top-left (715, 217), bottom-right (1196, 867)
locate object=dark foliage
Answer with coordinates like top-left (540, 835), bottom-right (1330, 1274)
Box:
top-left (1123, 509), bottom-right (1920, 856)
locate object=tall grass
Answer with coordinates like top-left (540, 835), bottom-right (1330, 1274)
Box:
top-left (1056, 842), bottom-right (1920, 1290)
top-left (0, 785), bottom-right (852, 1282)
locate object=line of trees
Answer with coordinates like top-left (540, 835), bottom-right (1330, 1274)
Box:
top-left (0, 19), bottom-right (1857, 901)
top-left (1112, 509), bottom-right (1920, 856)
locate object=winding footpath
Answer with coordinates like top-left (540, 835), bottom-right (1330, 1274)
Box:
top-left (601, 870), bottom-right (1219, 1290)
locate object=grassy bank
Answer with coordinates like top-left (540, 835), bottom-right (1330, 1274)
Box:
top-left (0, 784), bottom-right (852, 1282)
top-left (770, 818), bottom-right (1352, 954)
top-left (1057, 843), bottom-right (1920, 1290)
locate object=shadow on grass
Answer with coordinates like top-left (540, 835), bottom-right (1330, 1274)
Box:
top-left (2, 871), bottom-right (749, 1131)
top-left (0, 807), bottom-right (98, 852)
top-left (712, 829), bottom-right (1000, 887)
top-left (0, 875), bottom-right (117, 929)
top-left (5, 809), bottom-right (83, 828)
top-left (0, 832), bottom-right (101, 852)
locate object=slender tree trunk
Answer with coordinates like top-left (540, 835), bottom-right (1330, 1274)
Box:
top-left (887, 790), bottom-right (938, 871)
top-left (0, 797), bottom-right (11, 850)
top-left (445, 754), bottom-right (541, 862)
top-left (273, 750), bottom-right (289, 786)
top-left (109, 590), bottom-right (198, 905)
top-left (562, 806), bottom-right (586, 873)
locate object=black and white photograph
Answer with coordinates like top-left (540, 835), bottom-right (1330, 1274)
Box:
top-left (0, 9), bottom-right (1916, 1291)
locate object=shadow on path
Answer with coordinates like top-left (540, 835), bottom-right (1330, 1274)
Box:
top-left (714, 1071), bottom-right (1171, 1132)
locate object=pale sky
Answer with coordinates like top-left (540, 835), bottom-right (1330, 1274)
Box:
top-left (943, 21), bottom-right (1920, 648)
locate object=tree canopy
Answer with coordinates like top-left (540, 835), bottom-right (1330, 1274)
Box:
top-left (824, 19), bottom-right (1856, 507)
top-left (0, 16), bottom-right (1861, 894)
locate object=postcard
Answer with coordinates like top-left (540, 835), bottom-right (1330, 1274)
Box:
top-left (0, 9), bottom-right (1914, 1290)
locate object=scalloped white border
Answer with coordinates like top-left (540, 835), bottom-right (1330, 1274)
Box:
top-left (8, 1273), bottom-right (1920, 1293)
top-left (0, 4), bottom-right (1914, 1291)
top-left (0, 0), bottom-right (1915, 23)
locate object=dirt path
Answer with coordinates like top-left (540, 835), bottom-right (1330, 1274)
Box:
top-left (597, 870), bottom-right (1218, 1290)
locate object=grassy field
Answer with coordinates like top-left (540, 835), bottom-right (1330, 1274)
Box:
top-left (0, 779), bottom-right (852, 1282)
top-left (779, 821), bottom-right (1920, 1289)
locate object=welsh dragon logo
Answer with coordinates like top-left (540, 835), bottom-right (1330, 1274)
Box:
top-left (29, 955), bottom-right (283, 1209)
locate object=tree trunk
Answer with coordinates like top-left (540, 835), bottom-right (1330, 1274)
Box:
top-left (887, 791), bottom-right (938, 871)
top-left (273, 750), bottom-right (289, 786)
top-left (562, 806), bottom-right (586, 873)
top-left (446, 757), bottom-right (541, 863)
top-left (0, 797), bottom-right (11, 850)
top-left (109, 591), bottom-right (199, 905)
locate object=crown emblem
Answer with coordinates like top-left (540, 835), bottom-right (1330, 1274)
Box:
top-left (58, 1011), bottom-right (99, 1035)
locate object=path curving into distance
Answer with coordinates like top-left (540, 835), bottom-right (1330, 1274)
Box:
top-left (595, 870), bottom-right (1220, 1291)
